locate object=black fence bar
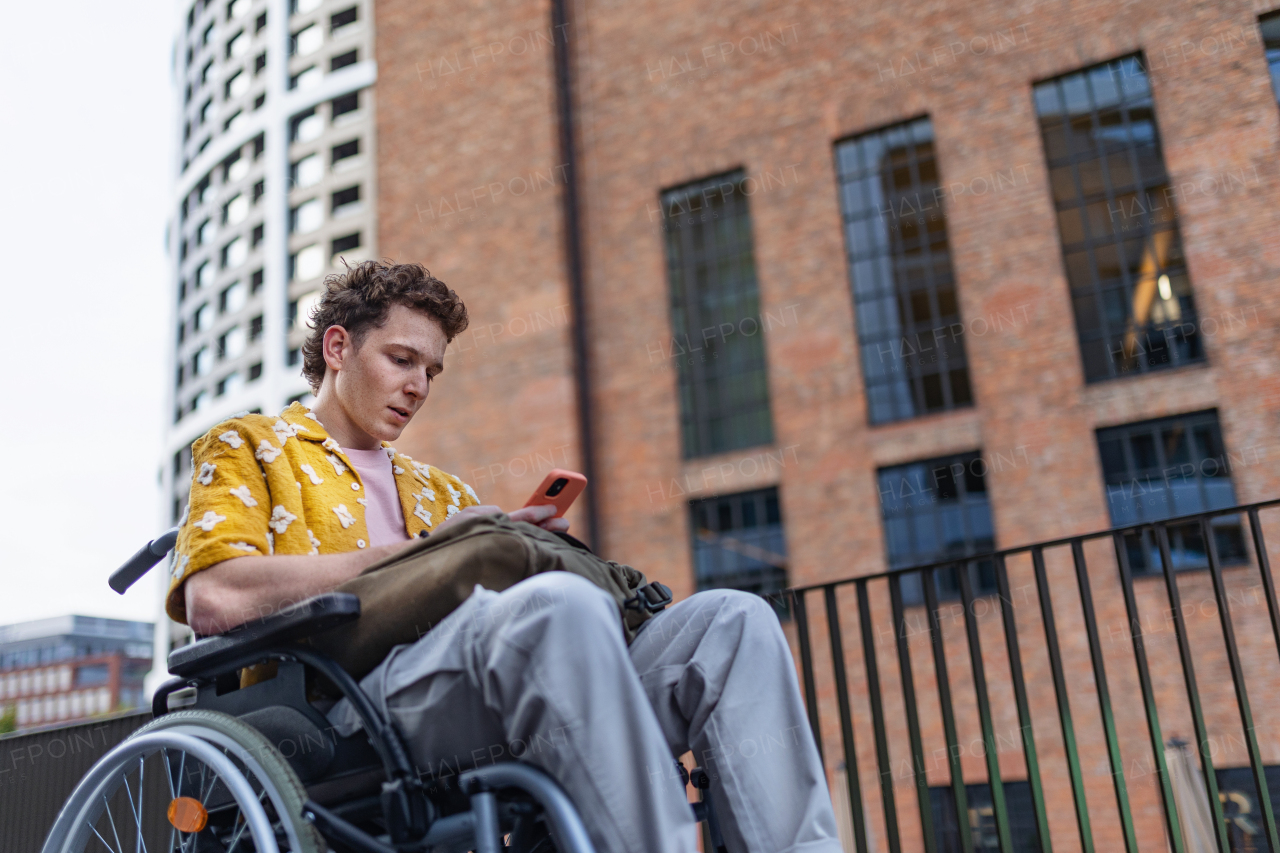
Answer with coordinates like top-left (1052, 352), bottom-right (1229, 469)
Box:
top-left (887, 575), bottom-right (937, 853)
top-left (1155, 524), bottom-right (1230, 853)
top-left (857, 579), bottom-right (902, 853)
top-left (791, 587), bottom-right (824, 767)
top-left (789, 500), bottom-right (1280, 598)
top-left (1202, 516), bottom-right (1280, 853)
top-left (781, 500), bottom-right (1280, 853)
top-left (993, 554), bottom-right (1052, 853)
top-left (1071, 538), bottom-right (1141, 853)
top-left (1112, 529), bottom-right (1187, 853)
top-left (1248, 508), bottom-right (1280, 678)
top-left (824, 585), bottom-right (870, 853)
top-left (957, 561), bottom-right (1014, 853)
top-left (922, 567), bottom-right (973, 853)
top-left (1031, 546), bottom-right (1095, 853)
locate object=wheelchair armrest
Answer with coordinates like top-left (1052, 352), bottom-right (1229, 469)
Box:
top-left (167, 592), bottom-right (361, 679)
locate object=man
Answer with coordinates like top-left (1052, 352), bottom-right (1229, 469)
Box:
top-left (169, 260), bottom-right (841, 853)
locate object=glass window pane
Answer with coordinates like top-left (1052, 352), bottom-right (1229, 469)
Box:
top-left (689, 488), bottom-right (789, 611)
top-left (1130, 433), bottom-right (1158, 469)
top-left (1033, 55), bottom-right (1202, 382)
top-left (836, 118), bottom-right (972, 424)
top-left (1096, 410), bottom-right (1240, 572)
top-left (660, 172), bottom-right (774, 457)
top-left (878, 451), bottom-right (994, 602)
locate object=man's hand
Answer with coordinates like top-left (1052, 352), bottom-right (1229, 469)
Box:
top-left (434, 503), bottom-right (569, 535)
top-left (507, 503), bottom-right (570, 533)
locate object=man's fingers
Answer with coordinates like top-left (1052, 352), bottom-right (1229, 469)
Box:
top-left (509, 504), bottom-right (557, 523)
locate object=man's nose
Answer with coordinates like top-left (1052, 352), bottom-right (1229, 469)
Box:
top-left (407, 372), bottom-right (430, 399)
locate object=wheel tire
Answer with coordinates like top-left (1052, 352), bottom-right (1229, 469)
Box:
top-left (131, 709), bottom-right (326, 853)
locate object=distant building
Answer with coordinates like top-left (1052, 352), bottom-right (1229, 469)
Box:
top-left (0, 616), bottom-right (154, 732)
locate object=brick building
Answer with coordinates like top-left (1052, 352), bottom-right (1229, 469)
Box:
top-left (162, 0), bottom-right (1280, 848)
top-left (0, 616), bottom-right (153, 732)
top-left (364, 0), bottom-right (1280, 850)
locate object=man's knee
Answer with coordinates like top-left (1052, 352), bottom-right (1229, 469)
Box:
top-left (682, 588), bottom-right (781, 647)
top-left (693, 587), bottom-right (772, 621)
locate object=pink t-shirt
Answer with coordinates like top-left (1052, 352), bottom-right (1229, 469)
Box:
top-left (341, 446), bottom-right (411, 548)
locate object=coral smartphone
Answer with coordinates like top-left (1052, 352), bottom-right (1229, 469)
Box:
top-left (522, 469), bottom-right (588, 519)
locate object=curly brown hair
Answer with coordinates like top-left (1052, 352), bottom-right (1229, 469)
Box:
top-left (301, 260), bottom-right (469, 391)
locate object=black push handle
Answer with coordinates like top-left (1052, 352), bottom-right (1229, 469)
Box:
top-left (109, 527), bottom-right (181, 594)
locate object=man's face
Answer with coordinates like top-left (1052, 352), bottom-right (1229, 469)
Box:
top-left (328, 303), bottom-right (447, 444)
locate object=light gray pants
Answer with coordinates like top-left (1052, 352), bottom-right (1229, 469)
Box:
top-left (327, 572), bottom-right (842, 853)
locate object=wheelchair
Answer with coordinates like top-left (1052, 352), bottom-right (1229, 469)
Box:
top-left (42, 527), bottom-right (728, 853)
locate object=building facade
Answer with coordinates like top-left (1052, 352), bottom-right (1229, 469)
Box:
top-left (161, 0), bottom-right (381, 655)
top-left (156, 0), bottom-right (1280, 848)
top-left (364, 1), bottom-right (1280, 851)
top-left (0, 616), bottom-right (153, 732)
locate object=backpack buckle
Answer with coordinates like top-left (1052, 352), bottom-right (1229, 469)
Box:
top-left (624, 581), bottom-right (673, 613)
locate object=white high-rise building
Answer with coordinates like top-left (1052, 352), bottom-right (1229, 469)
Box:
top-left (158, 0), bottom-right (378, 659)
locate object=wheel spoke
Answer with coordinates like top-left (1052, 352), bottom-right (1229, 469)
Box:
top-left (162, 749), bottom-right (192, 853)
top-left (103, 792), bottom-right (125, 853)
top-left (123, 756), bottom-right (148, 853)
top-left (224, 815), bottom-right (250, 853)
top-left (200, 769), bottom-right (220, 807)
top-left (121, 768), bottom-right (138, 853)
top-left (224, 786), bottom-right (269, 853)
top-left (76, 727), bottom-right (297, 853)
top-left (161, 749), bottom-right (176, 801)
top-left (89, 820), bottom-right (121, 853)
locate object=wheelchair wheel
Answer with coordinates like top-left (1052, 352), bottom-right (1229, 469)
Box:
top-left (42, 709), bottom-right (324, 853)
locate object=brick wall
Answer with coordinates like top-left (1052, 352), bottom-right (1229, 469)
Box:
top-left (372, 0), bottom-right (584, 518)
top-left (373, 0), bottom-right (1280, 848)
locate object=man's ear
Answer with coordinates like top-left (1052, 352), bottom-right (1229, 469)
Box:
top-left (322, 325), bottom-right (351, 373)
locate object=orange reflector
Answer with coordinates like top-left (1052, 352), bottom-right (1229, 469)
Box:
top-left (167, 796), bottom-right (208, 833)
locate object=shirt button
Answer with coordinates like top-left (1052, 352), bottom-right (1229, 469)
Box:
top-left (357, 539), bottom-right (366, 548)
top-left (351, 482), bottom-right (360, 490)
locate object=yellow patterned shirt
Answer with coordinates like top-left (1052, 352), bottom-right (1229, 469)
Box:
top-left (165, 401), bottom-right (481, 624)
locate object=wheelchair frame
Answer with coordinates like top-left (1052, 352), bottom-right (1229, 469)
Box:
top-left (43, 528), bottom-right (728, 853)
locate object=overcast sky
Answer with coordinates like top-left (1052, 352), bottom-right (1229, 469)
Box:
top-left (0, 0), bottom-right (173, 626)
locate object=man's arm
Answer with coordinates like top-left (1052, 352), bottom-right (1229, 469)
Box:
top-left (184, 541), bottom-right (413, 636)
top-left (184, 505), bottom-right (564, 636)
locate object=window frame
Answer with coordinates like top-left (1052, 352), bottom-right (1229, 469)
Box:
top-left (688, 486), bottom-right (789, 613)
top-left (1095, 409), bottom-right (1246, 574)
top-left (657, 169), bottom-right (775, 459)
top-left (877, 450), bottom-right (998, 602)
top-left (833, 115), bottom-right (975, 425)
top-left (1032, 53), bottom-right (1204, 383)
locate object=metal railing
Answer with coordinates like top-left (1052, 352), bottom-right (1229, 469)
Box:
top-left (773, 500), bottom-right (1280, 853)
